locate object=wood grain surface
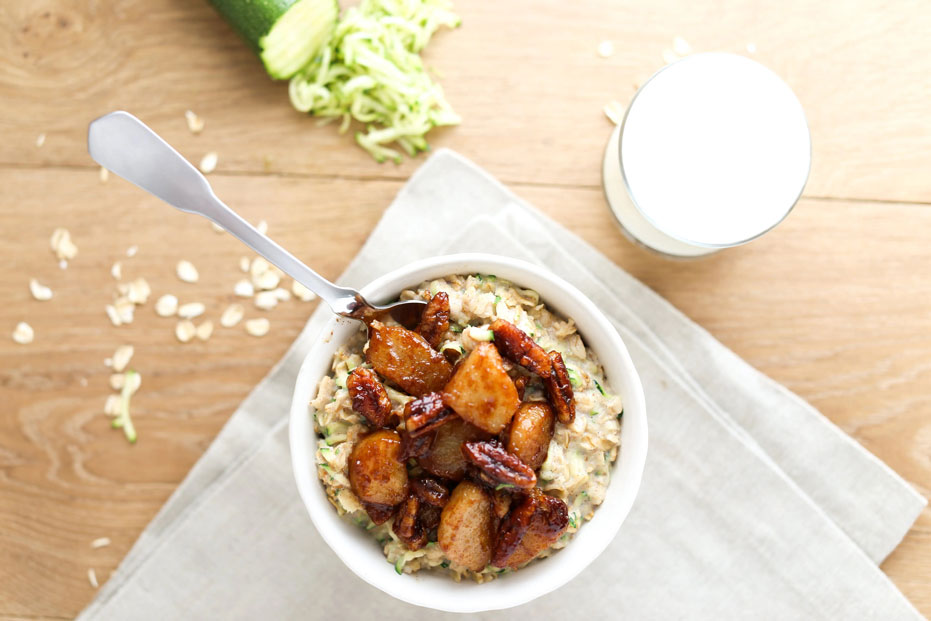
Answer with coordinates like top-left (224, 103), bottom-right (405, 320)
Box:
top-left (1, 1), bottom-right (929, 618)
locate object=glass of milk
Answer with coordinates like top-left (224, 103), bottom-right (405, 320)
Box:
top-left (602, 53), bottom-right (811, 258)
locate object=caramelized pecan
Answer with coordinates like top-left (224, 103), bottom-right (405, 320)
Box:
top-left (490, 319), bottom-right (552, 377)
top-left (416, 292), bottom-right (450, 349)
top-left (362, 501), bottom-right (397, 526)
top-left (404, 392), bottom-right (454, 437)
top-left (420, 504), bottom-right (442, 532)
top-left (544, 350), bottom-right (575, 424)
top-left (491, 488), bottom-right (569, 569)
top-left (411, 476), bottom-right (451, 508)
top-left (398, 429), bottom-right (435, 461)
top-left (394, 494), bottom-right (428, 551)
top-left (461, 439), bottom-right (537, 490)
top-left (346, 367), bottom-right (393, 427)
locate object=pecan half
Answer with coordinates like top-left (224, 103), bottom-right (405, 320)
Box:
top-left (411, 476), bottom-right (451, 508)
top-left (420, 504), bottom-right (442, 532)
top-left (490, 319), bottom-right (553, 377)
top-left (362, 501), bottom-right (397, 526)
top-left (416, 292), bottom-right (450, 349)
top-left (491, 488), bottom-right (569, 569)
top-left (404, 392), bottom-right (454, 437)
top-left (346, 368), bottom-right (393, 427)
top-left (461, 439), bottom-right (536, 490)
top-left (398, 429), bottom-right (435, 461)
top-left (544, 351), bottom-right (575, 424)
top-left (394, 494), bottom-right (428, 550)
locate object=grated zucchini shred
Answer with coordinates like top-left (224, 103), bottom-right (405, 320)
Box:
top-left (289, 0), bottom-right (461, 162)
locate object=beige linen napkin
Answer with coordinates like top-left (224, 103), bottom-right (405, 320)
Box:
top-left (79, 150), bottom-right (925, 620)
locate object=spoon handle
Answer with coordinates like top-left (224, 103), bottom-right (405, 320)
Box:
top-left (87, 111), bottom-right (358, 315)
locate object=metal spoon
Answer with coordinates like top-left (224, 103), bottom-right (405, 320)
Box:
top-left (87, 111), bottom-right (425, 326)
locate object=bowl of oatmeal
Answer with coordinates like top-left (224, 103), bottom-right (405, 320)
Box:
top-left (289, 254), bottom-right (647, 612)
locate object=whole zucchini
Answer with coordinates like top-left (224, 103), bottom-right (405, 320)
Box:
top-left (209, 0), bottom-right (338, 79)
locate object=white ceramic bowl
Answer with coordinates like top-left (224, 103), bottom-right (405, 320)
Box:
top-left (289, 254), bottom-right (647, 613)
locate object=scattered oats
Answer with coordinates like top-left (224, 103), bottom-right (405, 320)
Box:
top-left (155, 294), bottom-right (179, 317)
top-left (91, 537), bottom-right (111, 549)
top-left (79, 376), bottom-right (88, 387)
top-left (110, 261), bottom-right (122, 280)
top-left (220, 303), bottom-right (244, 328)
top-left (36, 133), bottom-right (46, 147)
top-left (256, 220), bottom-right (268, 235)
top-left (272, 287), bottom-right (291, 302)
top-left (50, 228), bottom-right (78, 261)
top-left (12, 322), bottom-right (34, 344)
top-left (126, 245), bottom-right (138, 258)
top-left (178, 302), bottom-right (206, 319)
top-left (244, 317), bottom-right (270, 337)
top-left (105, 304), bottom-right (122, 326)
top-left (597, 40), bottom-right (614, 58)
top-left (234, 279), bottom-right (255, 297)
top-left (196, 320), bottom-right (214, 341)
top-left (126, 278), bottom-right (151, 304)
top-left (99, 166), bottom-right (109, 183)
top-left (211, 221), bottom-right (224, 233)
top-left (746, 42), bottom-right (757, 54)
top-left (175, 320), bottom-right (196, 343)
top-left (176, 260), bottom-right (199, 283)
top-left (114, 297), bottom-right (135, 324)
top-left (672, 36), bottom-right (692, 56)
top-left (29, 278), bottom-right (53, 301)
top-left (109, 373), bottom-right (124, 390)
top-left (239, 257), bottom-right (250, 273)
top-left (185, 109), bottom-right (205, 134)
top-left (254, 290), bottom-right (279, 310)
top-left (662, 49), bottom-right (679, 65)
top-left (604, 100), bottom-right (626, 125)
top-left (88, 568), bottom-right (99, 589)
top-left (250, 257), bottom-right (271, 278)
top-left (104, 357), bottom-right (113, 367)
top-left (199, 151), bottom-right (218, 174)
top-left (253, 269), bottom-right (280, 291)
top-left (59, 259), bottom-right (68, 270)
top-left (104, 394), bottom-right (121, 416)
top-left (291, 280), bottom-right (317, 302)
top-left (112, 345), bottom-right (134, 373)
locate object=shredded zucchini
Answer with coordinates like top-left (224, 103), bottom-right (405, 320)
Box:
top-left (289, 0), bottom-right (461, 162)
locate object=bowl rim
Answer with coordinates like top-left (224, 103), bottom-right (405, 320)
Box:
top-left (289, 253), bottom-right (647, 612)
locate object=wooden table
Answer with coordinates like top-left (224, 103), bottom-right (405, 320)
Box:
top-left (2, 1), bottom-right (929, 617)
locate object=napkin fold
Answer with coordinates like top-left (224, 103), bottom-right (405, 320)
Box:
top-left (79, 150), bottom-right (925, 620)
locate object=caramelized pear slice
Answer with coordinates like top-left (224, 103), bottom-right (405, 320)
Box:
top-left (366, 320), bottom-right (452, 397)
top-left (442, 343), bottom-right (520, 434)
top-left (506, 402), bottom-right (556, 470)
top-left (438, 480), bottom-right (495, 572)
top-left (349, 430), bottom-right (408, 508)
